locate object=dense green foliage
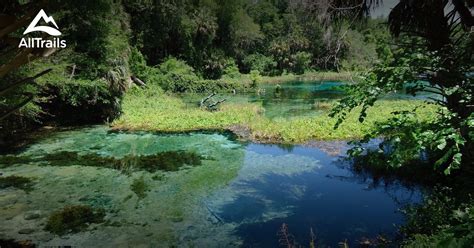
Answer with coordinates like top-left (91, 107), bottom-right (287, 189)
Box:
top-left (402, 188), bottom-right (474, 247)
top-left (0, 0), bottom-right (130, 145)
top-left (331, 21), bottom-right (473, 175)
top-left (123, 0), bottom-right (388, 76)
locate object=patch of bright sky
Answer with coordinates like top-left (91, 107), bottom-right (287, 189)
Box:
top-left (370, 0), bottom-right (399, 18)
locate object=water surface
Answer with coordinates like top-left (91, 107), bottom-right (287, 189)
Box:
top-left (0, 127), bottom-right (423, 247)
top-left (180, 81), bottom-right (345, 119)
top-left (179, 80), bottom-right (436, 119)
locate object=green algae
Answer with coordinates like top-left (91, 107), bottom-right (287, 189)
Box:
top-left (0, 127), bottom-right (247, 246)
top-left (0, 155), bottom-right (34, 168)
top-left (0, 175), bottom-right (34, 191)
top-left (27, 150), bottom-right (203, 173)
top-left (45, 205), bottom-right (105, 235)
top-left (78, 195), bottom-right (114, 210)
top-left (131, 176), bottom-right (150, 199)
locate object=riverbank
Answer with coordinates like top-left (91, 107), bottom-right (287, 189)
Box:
top-left (112, 87), bottom-right (436, 143)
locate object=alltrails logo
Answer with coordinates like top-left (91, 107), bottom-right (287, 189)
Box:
top-left (18, 9), bottom-right (66, 48)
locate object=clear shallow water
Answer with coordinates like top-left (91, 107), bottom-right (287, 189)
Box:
top-left (180, 81), bottom-right (345, 119)
top-left (179, 81), bottom-right (437, 119)
top-left (0, 127), bottom-right (423, 247)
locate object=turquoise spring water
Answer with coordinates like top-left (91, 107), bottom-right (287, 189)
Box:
top-left (0, 126), bottom-right (423, 247)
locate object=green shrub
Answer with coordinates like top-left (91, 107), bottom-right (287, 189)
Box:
top-left (404, 206), bottom-right (474, 247)
top-left (40, 79), bottom-right (121, 124)
top-left (222, 59), bottom-right (241, 79)
top-left (153, 57), bottom-right (250, 93)
top-left (242, 53), bottom-right (276, 75)
top-left (128, 47), bottom-right (149, 80)
top-left (157, 57), bottom-right (200, 92)
top-left (159, 57), bottom-right (195, 76)
top-left (249, 70), bottom-right (261, 88)
top-left (293, 52), bottom-right (312, 75)
top-left (162, 72), bottom-right (201, 93)
top-left (200, 50), bottom-right (231, 79)
top-left (402, 189), bottom-right (474, 247)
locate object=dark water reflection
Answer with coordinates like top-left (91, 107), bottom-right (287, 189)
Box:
top-left (207, 143), bottom-right (423, 247)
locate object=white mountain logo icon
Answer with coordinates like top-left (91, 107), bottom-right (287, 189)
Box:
top-left (23, 9), bottom-right (61, 36)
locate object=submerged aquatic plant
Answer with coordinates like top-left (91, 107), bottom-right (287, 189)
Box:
top-left (278, 223), bottom-right (295, 248)
top-left (0, 175), bottom-right (34, 191)
top-left (0, 155), bottom-right (33, 168)
top-left (130, 176), bottom-right (149, 199)
top-left (45, 205), bottom-right (105, 235)
top-left (33, 150), bottom-right (202, 173)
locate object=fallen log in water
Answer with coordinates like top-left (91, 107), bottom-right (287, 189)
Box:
top-left (131, 76), bottom-right (146, 87)
top-left (207, 99), bottom-right (226, 109)
top-left (199, 93), bottom-right (226, 111)
top-left (200, 92), bottom-right (216, 108)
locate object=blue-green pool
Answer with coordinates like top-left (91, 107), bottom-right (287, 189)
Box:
top-left (0, 126), bottom-right (423, 247)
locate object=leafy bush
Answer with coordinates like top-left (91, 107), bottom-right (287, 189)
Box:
top-left (128, 47), bottom-right (170, 87)
top-left (222, 59), bottom-right (241, 79)
top-left (331, 45), bottom-right (472, 174)
top-left (202, 51), bottom-right (236, 80)
top-left (157, 57), bottom-right (201, 92)
top-left (159, 57), bottom-right (195, 76)
top-left (39, 79), bottom-right (121, 124)
top-left (402, 189), bottom-right (474, 247)
top-left (293, 51), bottom-right (312, 75)
top-left (249, 70), bottom-right (261, 88)
top-left (148, 57), bottom-right (251, 93)
top-left (341, 30), bottom-right (378, 71)
top-left (161, 72), bottom-right (201, 93)
top-left (128, 47), bottom-right (149, 80)
top-left (242, 53), bottom-right (276, 75)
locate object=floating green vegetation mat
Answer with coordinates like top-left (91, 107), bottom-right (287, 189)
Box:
top-left (45, 205), bottom-right (106, 235)
top-left (0, 175), bottom-right (34, 191)
top-left (114, 89), bottom-right (438, 142)
top-left (112, 88), bottom-right (261, 132)
top-left (1, 150), bottom-right (203, 173)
